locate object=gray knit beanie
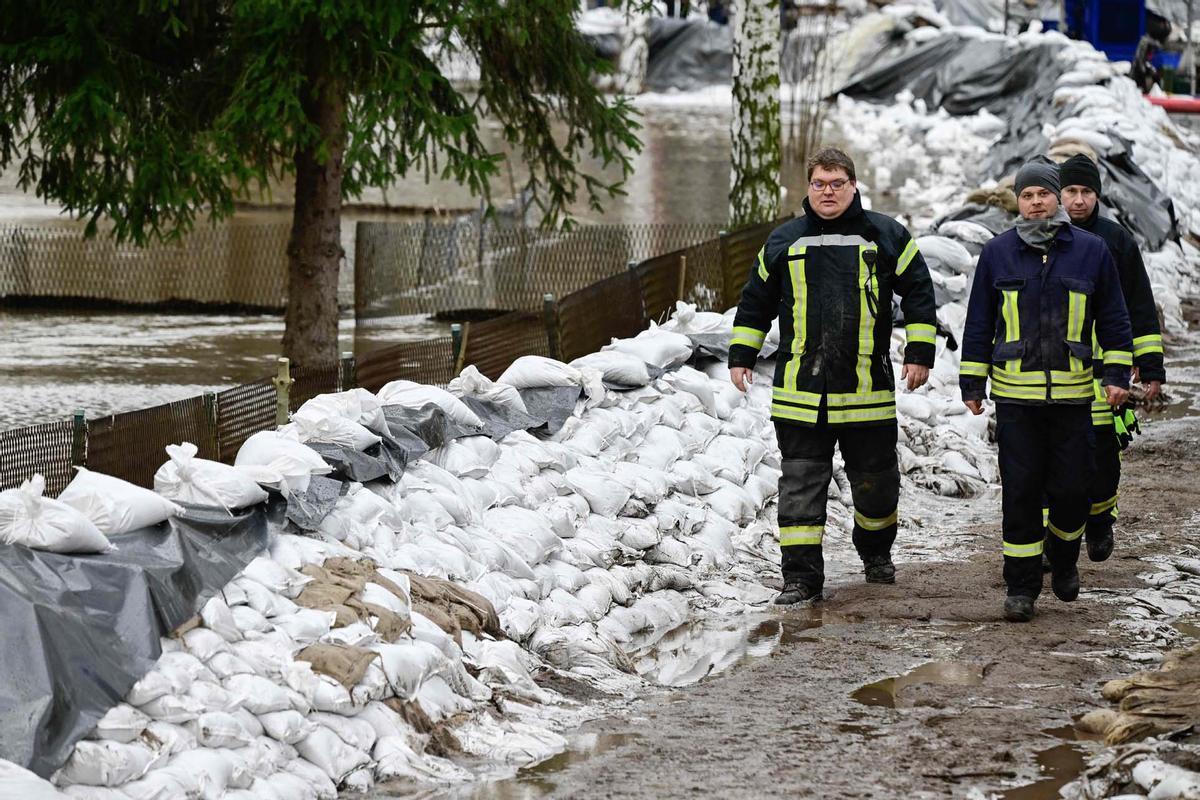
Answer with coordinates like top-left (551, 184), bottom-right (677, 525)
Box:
top-left (1014, 156), bottom-right (1061, 195)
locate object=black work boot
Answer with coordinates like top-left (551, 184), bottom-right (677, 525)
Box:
top-left (774, 583), bottom-right (821, 605)
top-left (1051, 563), bottom-right (1080, 602)
top-left (863, 554), bottom-right (896, 584)
top-left (1004, 595), bottom-right (1036, 622)
top-left (1086, 523), bottom-right (1114, 563)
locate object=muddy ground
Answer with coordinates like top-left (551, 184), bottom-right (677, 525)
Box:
top-left (454, 413), bottom-right (1200, 800)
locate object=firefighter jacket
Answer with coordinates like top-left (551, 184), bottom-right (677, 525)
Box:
top-left (1076, 205), bottom-right (1165, 384)
top-left (728, 193), bottom-right (938, 427)
top-left (959, 224), bottom-right (1133, 406)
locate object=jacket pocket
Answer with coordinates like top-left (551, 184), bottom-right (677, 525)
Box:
top-left (991, 340), bottom-right (1025, 363)
top-left (1064, 338), bottom-right (1092, 372)
top-left (1061, 277), bottom-right (1093, 344)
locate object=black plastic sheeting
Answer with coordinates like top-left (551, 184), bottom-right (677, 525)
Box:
top-left (836, 33), bottom-right (1180, 249)
top-left (383, 404), bottom-right (478, 452)
top-left (517, 387), bottom-right (583, 436)
top-left (285, 475), bottom-right (346, 531)
top-left (461, 396), bottom-right (547, 442)
top-left (0, 503), bottom-right (271, 778)
top-left (643, 18), bottom-right (733, 92)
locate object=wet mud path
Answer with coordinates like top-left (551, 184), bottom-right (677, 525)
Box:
top-left (484, 415), bottom-right (1200, 799)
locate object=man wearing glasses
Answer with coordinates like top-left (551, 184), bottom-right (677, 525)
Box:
top-left (728, 147), bottom-right (938, 605)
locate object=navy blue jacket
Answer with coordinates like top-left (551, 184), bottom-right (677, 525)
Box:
top-left (960, 224), bottom-right (1132, 405)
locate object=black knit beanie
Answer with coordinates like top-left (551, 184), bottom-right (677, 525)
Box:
top-left (1059, 153), bottom-right (1102, 195)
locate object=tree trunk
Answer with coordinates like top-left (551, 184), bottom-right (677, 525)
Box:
top-left (283, 36), bottom-right (346, 368)
top-left (730, 0), bottom-right (782, 229)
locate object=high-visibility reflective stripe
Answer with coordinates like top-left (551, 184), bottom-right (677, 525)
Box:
top-left (992, 367), bottom-right (1091, 387)
top-left (1133, 334), bottom-right (1164, 356)
top-left (856, 245), bottom-right (875, 393)
top-left (1090, 495), bottom-right (1118, 516)
top-left (906, 322), bottom-right (936, 345)
top-left (731, 326), bottom-right (766, 349)
top-left (827, 390), bottom-right (895, 407)
top-left (1048, 520), bottom-right (1085, 542)
top-left (896, 238), bottom-right (920, 276)
top-left (992, 384), bottom-right (1049, 400)
top-left (1049, 384), bottom-right (1094, 401)
top-left (1001, 289), bottom-right (1021, 372)
top-left (771, 405), bottom-right (820, 424)
top-left (1041, 507), bottom-right (1049, 526)
top-left (772, 387), bottom-right (822, 405)
top-left (1104, 350), bottom-right (1132, 366)
top-left (855, 509), bottom-right (898, 531)
top-left (992, 368), bottom-right (1046, 385)
top-left (756, 247), bottom-right (769, 281)
top-left (960, 360), bottom-right (990, 377)
top-left (1092, 412), bottom-right (1115, 426)
top-left (789, 234), bottom-right (873, 248)
top-left (1067, 291), bottom-right (1087, 343)
top-left (1004, 540), bottom-right (1044, 557)
top-left (787, 245), bottom-right (807, 386)
top-left (780, 525), bottom-right (823, 546)
top-left (827, 406), bottom-right (897, 424)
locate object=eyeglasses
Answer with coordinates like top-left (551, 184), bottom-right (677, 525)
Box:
top-left (810, 179), bottom-right (850, 192)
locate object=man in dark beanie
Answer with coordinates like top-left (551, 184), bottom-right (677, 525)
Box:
top-left (1059, 152), bottom-right (1166, 563)
top-left (959, 156), bottom-right (1133, 622)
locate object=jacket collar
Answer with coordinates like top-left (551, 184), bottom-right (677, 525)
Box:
top-left (803, 191), bottom-right (865, 232)
top-left (1015, 215), bottom-right (1075, 251)
top-left (1076, 204), bottom-right (1101, 232)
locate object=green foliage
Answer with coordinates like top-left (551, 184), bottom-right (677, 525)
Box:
top-left (0, 0), bottom-right (642, 242)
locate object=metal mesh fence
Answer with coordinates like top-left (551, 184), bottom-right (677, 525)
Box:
top-left (0, 222), bottom-right (290, 311)
top-left (355, 220), bottom-right (721, 322)
top-left (0, 419), bottom-right (76, 496)
top-left (357, 338), bottom-right (455, 393)
top-left (88, 396), bottom-right (218, 489)
top-left (555, 271), bottom-right (647, 363)
top-left (216, 380), bottom-right (276, 464)
top-left (720, 217), bottom-right (789, 310)
top-left (680, 237), bottom-right (725, 311)
top-left (458, 311), bottom-right (550, 380)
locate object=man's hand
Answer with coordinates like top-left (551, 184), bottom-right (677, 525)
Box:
top-left (901, 363), bottom-right (930, 391)
top-left (964, 399), bottom-right (984, 415)
top-left (730, 367), bottom-right (754, 393)
top-left (1105, 384), bottom-right (1130, 407)
top-left (1144, 380), bottom-right (1163, 402)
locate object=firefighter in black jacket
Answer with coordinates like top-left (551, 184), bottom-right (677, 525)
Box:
top-left (960, 157), bottom-right (1133, 623)
top-left (727, 148), bottom-right (938, 605)
top-left (1059, 153), bottom-right (1166, 562)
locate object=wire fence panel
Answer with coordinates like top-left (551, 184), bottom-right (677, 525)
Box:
top-left (720, 217), bottom-right (791, 310)
top-left (290, 361), bottom-right (342, 413)
top-left (556, 271), bottom-right (646, 364)
top-left (0, 419), bottom-right (75, 495)
top-left (216, 380), bottom-right (276, 463)
top-left (0, 223), bottom-right (290, 311)
top-left (632, 250), bottom-right (686, 326)
top-left (88, 396), bottom-right (217, 489)
top-left (459, 311), bottom-right (550, 380)
top-left (681, 237), bottom-right (725, 311)
top-left (357, 338), bottom-right (455, 393)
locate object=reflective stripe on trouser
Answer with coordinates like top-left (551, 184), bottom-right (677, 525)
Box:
top-left (996, 403), bottom-right (1094, 598)
top-left (849, 462), bottom-right (900, 559)
top-left (778, 456), bottom-right (832, 590)
top-left (1087, 418), bottom-right (1121, 541)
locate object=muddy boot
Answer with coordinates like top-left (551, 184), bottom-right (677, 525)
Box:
top-left (774, 583), bottom-right (821, 605)
top-left (1051, 563), bottom-right (1080, 602)
top-left (862, 554), bottom-right (896, 584)
top-left (1086, 520), bottom-right (1114, 563)
top-left (1003, 595), bottom-right (1036, 622)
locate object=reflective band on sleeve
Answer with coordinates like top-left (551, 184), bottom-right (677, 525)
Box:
top-left (1003, 540), bottom-right (1044, 557)
top-left (1048, 521), bottom-right (1085, 541)
top-left (1133, 334), bottom-right (1164, 356)
top-left (1090, 495), bottom-right (1118, 516)
top-left (896, 238), bottom-right (919, 276)
top-left (854, 509), bottom-right (898, 531)
top-left (756, 247), bottom-right (769, 281)
top-left (906, 322), bottom-right (936, 345)
top-left (960, 360), bottom-right (990, 378)
top-left (730, 325), bottom-right (767, 349)
top-left (780, 525), bottom-right (824, 546)
top-left (1103, 350), bottom-right (1133, 366)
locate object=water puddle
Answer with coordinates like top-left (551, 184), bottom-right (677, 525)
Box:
top-left (1042, 722), bottom-right (1104, 743)
top-left (851, 661), bottom-right (984, 708)
top-left (997, 743), bottom-right (1088, 800)
top-left (1174, 619), bottom-right (1200, 640)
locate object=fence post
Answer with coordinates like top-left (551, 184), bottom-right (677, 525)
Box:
top-left (450, 323), bottom-right (465, 374)
top-left (717, 229), bottom-right (731, 310)
top-left (272, 358), bottom-right (292, 427)
top-left (678, 254), bottom-right (689, 306)
top-left (543, 293), bottom-right (560, 361)
top-left (71, 409), bottom-right (86, 468)
top-left (340, 351), bottom-right (356, 391)
top-left (203, 392), bottom-right (219, 459)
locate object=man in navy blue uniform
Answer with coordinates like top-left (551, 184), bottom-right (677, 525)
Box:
top-left (959, 157), bottom-right (1133, 622)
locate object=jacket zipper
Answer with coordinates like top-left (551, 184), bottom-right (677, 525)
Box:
top-left (1042, 252), bottom-right (1051, 401)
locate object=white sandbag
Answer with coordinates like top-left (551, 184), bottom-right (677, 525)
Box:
top-left (154, 443), bottom-right (268, 512)
top-left (119, 765), bottom-right (201, 800)
top-left (294, 727), bottom-right (370, 783)
top-left (181, 628), bottom-right (230, 662)
top-left (448, 365), bottom-right (529, 414)
top-left (137, 693), bottom-right (205, 725)
top-left (426, 436), bottom-right (502, 478)
top-left (188, 711), bottom-right (254, 749)
top-left (915, 235), bottom-right (972, 274)
top-left (187, 681), bottom-right (241, 714)
top-left (233, 431), bottom-right (332, 494)
top-left (605, 328), bottom-right (693, 369)
top-left (373, 736), bottom-right (473, 782)
top-left (563, 468), bottom-right (631, 518)
top-left (2, 760), bottom-right (68, 798)
top-left (376, 380), bottom-right (483, 430)
top-left (272, 608), bottom-right (335, 644)
top-left (293, 389), bottom-right (388, 435)
top-left (635, 426), bottom-right (686, 470)
top-left (661, 301), bottom-right (729, 334)
top-left (308, 713), bottom-right (377, 753)
top-left (283, 414), bottom-right (381, 452)
top-left (58, 469), bottom-right (182, 536)
top-left (199, 595), bottom-right (242, 643)
top-left (224, 674), bottom-right (293, 715)
top-left (56, 741), bottom-right (160, 787)
top-left (498, 597), bottom-right (542, 641)
top-left (283, 758), bottom-right (337, 800)
top-left (241, 557), bottom-right (312, 599)
top-left (142, 721), bottom-right (197, 758)
top-left (496, 356), bottom-right (582, 388)
top-left (482, 506), bottom-right (562, 565)
top-left (91, 705), bottom-right (150, 745)
top-left (230, 605), bottom-right (272, 636)
top-left (166, 748), bottom-right (251, 798)
top-left (662, 366), bottom-right (718, 417)
top-left (206, 651), bottom-right (257, 682)
top-left (0, 475), bottom-right (111, 554)
top-left (570, 351), bottom-right (652, 387)
top-left (369, 641), bottom-right (450, 700)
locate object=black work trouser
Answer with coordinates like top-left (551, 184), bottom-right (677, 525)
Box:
top-left (775, 419), bottom-right (900, 590)
top-left (996, 403), bottom-right (1094, 598)
top-left (1087, 421), bottom-right (1121, 540)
